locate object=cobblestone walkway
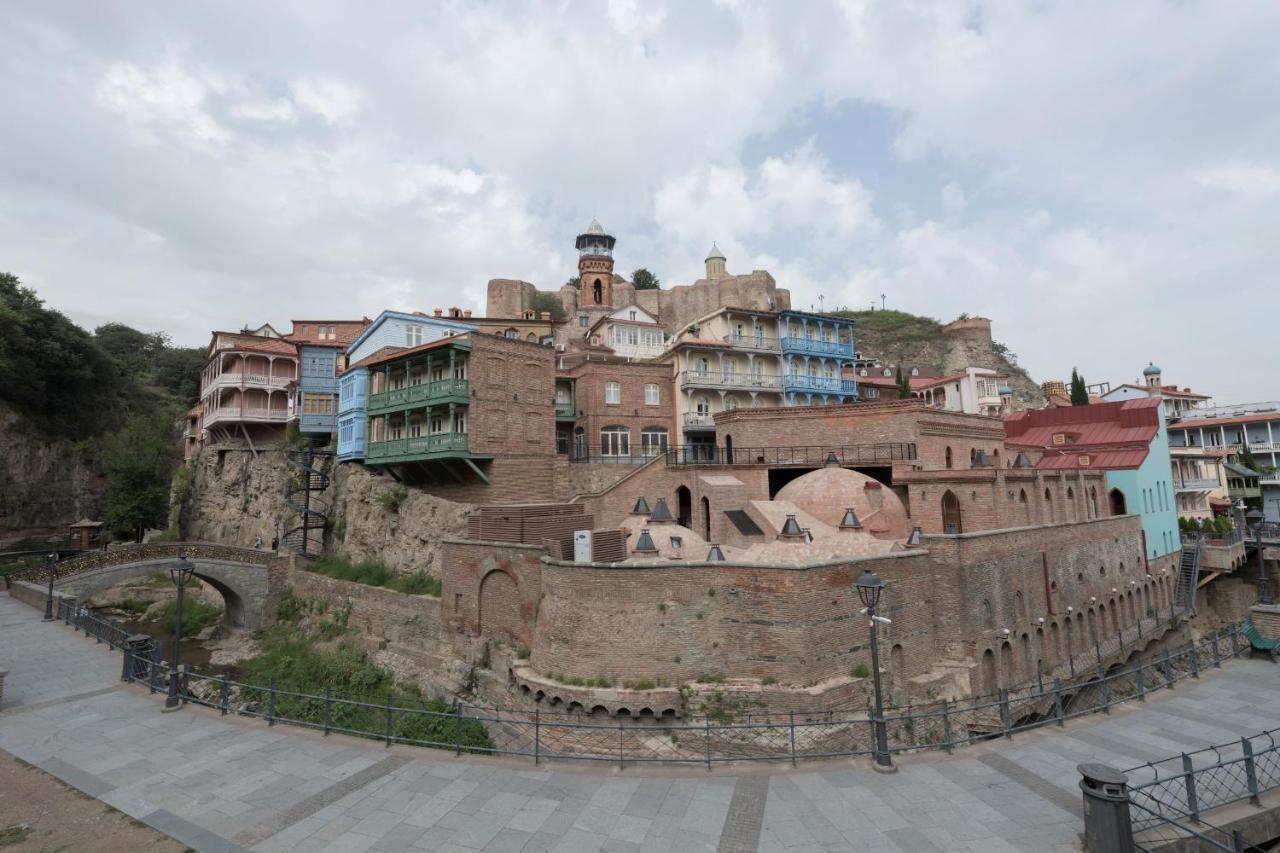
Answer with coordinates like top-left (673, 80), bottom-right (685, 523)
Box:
top-left (2, 594), bottom-right (1278, 853)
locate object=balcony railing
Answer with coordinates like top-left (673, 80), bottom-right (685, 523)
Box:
top-left (202, 407), bottom-right (291, 428)
top-left (1247, 440), bottom-right (1280, 452)
top-left (366, 432), bottom-right (469, 461)
top-left (722, 333), bottom-right (780, 351)
top-left (1173, 477), bottom-right (1219, 491)
top-left (679, 371), bottom-right (784, 390)
top-left (207, 372), bottom-right (294, 392)
top-left (368, 379), bottom-right (470, 413)
top-left (666, 441), bottom-right (917, 467)
top-left (555, 400), bottom-right (576, 420)
top-left (682, 413), bottom-right (716, 429)
top-left (780, 336), bottom-right (855, 358)
top-left (1227, 485), bottom-right (1262, 499)
top-left (783, 375), bottom-right (858, 395)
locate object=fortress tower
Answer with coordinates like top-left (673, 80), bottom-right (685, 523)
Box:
top-left (704, 243), bottom-right (727, 280)
top-left (576, 219), bottom-right (616, 308)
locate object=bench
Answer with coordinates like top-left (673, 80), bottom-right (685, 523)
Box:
top-left (1241, 622), bottom-right (1280, 662)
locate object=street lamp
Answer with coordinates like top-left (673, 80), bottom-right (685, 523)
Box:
top-left (43, 553), bottom-right (58, 621)
top-left (1248, 509), bottom-right (1271, 605)
top-left (855, 568), bottom-right (894, 771)
top-left (165, 553), bottom-right (196, 710)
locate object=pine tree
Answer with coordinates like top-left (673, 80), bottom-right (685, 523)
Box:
top-left (896, 365), bottom-right (911, 397)
top-left (1069, 367), bottom-right (1090, 405)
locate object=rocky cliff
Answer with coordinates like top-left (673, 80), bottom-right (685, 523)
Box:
top-left (0, 402), bottom-right (102, 537)
top-left (180, 446), bottom-right (471, 576)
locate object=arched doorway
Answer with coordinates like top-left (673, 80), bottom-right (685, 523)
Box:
top-left (724, 435), bottom-right (733, 464)
top-left (701, 496), bottom-right (711, 540)
top-left (1021, 632), bottom-right (1033, 678)
top-left (1019, 489), bottom-right (1031, 526)
top-left (981, 649), bottom-right (996, 693)
top-left (1110, 488), bottom-right (1127, 515)
top-left (1050, 621), bottom-right (1062, 663)
top-left (592, 278), bottom-right (603, 304)
top-left (942, 490), bottom-right (962, 534)
top-left (676, 486), bottom-right (692, 529)
top-left (1000, 641), bottom-right (1015, 686)
top-left (1089, 487), bottom-right (1099, 519)
top-left (479, 569), bottom-right (522, 644)
top-left (1044, 488), bottom-right (1054, 523)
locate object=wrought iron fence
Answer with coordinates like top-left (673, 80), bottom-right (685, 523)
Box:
top-left (664, 442), bottom-right (917, 467)
top-left (1127, 727), bottom-right (1280, 833)
top-left (6, 541), bottom-right (273, 585)
top-left (35, 599), bottom-right (1249, 766)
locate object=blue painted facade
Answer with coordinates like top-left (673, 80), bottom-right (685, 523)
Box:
top-left (337, 311), bottom-right (476, 462)
top-left (1105, 407), bottom-right (1180, 561)
top-left (297, 345), bottom-right (340, 434)
top-left (777, 311), bottom-right (858, 404)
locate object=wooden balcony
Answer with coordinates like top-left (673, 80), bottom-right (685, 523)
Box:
top-left (679, 370), bottom-right (783, 391)
top-left (206, 372), bottom-right (293, 393)
top-left (365, 432), bottom-right (472, 463)
top-left (780, 336), bottom-right (855, 359)
top-left (368, 379), bottom-right (470, 414)
top-left (202, 407), bottom-right (290, 428)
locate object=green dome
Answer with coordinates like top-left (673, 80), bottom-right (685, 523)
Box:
top-left (1143, 362), bottom-right (1161, 376)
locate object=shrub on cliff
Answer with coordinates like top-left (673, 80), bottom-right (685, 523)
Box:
top-left (102, 413), bottom-right (180, 542)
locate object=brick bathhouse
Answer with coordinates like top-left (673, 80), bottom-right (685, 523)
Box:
top-left (435, 399), bottom-right (1192, 718)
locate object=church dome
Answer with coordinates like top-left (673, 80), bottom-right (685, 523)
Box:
top-left (774, 467), bottom-right (909, 539)
top-left (705, 242), bottom-right (726, 262)
top-left (1143, 362), bottom-right (1162, 376)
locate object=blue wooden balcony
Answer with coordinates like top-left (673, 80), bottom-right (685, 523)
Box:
top-left (780, 336), bottom-right (855, 359)
top-left (783, 375), bottom-right (858, 396)
top-left (368, 379), bottom-right (469, 414)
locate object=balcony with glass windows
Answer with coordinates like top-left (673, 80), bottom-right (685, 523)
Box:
top-left (368, 378), bottom-right (470, 414)
top-left (679, 370), bottom-right (783, 391)
top-left (780, 336), bottom-right (856, 359)
top-left (783, 374), bottom-right (858, 396)
top-left (722, 333), bottom-right (780, 352)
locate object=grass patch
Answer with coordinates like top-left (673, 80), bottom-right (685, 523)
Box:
top-left (115, 598), bottom-right (152, 616)
top-left (306, 554), bottom-right (441, 597)
top-left (238, 623), bottom-right (491, 752)
top-left (0, 825), bottom-right (34, 847)
top-left (151, 599), bottom-right (221, 638)
top-left (851, 663), bottom-right (870, 679)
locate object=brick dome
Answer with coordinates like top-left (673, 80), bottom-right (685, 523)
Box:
top-left (774, 467), bottom-right (910, 540)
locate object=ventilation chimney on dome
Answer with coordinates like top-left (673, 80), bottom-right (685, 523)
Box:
top-left (825, 451), bottom-right (840, 467)
top-left (706, 544), bottom-right (725, 562)
top-left (648, 499), bottom-right (674, 523)
top-left (779, 514), bottom-right (806, 541)
top-left (1013, 452), bottom-right (1034, 469)
top-left (631, 496), bottom-right (651, 516)
top-left (633, 528), bottom-right (658, 555)
top-left (839, 508), bottom-right (863, 530)
top-left (433, 308), bottom-right (443, 318)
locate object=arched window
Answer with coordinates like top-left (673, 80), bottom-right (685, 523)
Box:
top-left (1110, 488), bottom-right (1127, 515)
top-left (1044, 488), bottom-right (1054, 523)
top-left (599, 426), bottom-right (629, 457)
top-left (640, 427), bottom-right (668, 456)
top-left (1019, 489), bottom-right (1031, 526)
top-left (593, 278), bottom-right (603, 304)
top-left (526, 333), bottom-right (537, 343)
top-left (945, 447), bottom-right (953, 469)
top-left (1067, 487), bottom-right (1076, 521)
top-left (1089, 486), bottom-right (1099, 518)
top-left (695, 395), bottom-right (711, 416)
top-left (942, 490), bottom-right (962, 534)
top-left (701, 496), bottom-right (711, 540)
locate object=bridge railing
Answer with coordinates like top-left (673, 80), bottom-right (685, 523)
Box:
top-left (34, 598), bottom-right (1249, 765)
top-left (5, 541), bottom-right (273, 585)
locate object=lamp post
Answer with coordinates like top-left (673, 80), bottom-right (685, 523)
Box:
top-left (1248, 509), bottom-right (1272, 605)
top-left (43, 553), bottom-right (58, 621)
top-left (165, 554), bottom-right (196, 710)
top-left (856, 568), bottom-right (894, 771)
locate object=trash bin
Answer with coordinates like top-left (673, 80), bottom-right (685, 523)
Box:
top-left (122, 634), bottom-right (154, 682)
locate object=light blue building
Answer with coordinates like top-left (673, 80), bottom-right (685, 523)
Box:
top-left (337, 311), bottom-right (476, 462)
top-left (777, 310), bottom-right (858, 405)
top-left (297, 344), bottom-right (342, 436)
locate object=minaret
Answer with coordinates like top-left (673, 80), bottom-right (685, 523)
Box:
top-left (575, 219), bottom-right (616, 308)
top-left (705, 242), bottom-right (727, 280)
top-left (1143, 362), bottom-right (1163, 396)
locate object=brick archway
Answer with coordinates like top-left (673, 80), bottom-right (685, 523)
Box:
top-left (478, 569), bottom-right (521, 644)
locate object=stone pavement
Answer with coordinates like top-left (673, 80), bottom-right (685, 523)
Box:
top-left (1, 593), bottom-right (1278, 853)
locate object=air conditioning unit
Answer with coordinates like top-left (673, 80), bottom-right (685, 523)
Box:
top-left (556, 344), bottom-right (566, 352)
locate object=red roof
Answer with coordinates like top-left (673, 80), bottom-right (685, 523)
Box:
top-left (1111, 383), bottom-right (1209, 400)
top-left (856, 375), bottom-right (900, 388)
top-left (909, 374), bottom-right (966, 391)
top-left (209, 333), bottom-right (299, 357)
top-left (1035, 449), bottom-right (1149, 471)
top-left (352, 334), bottom-right (471, 370)
top-left (1170, 412), bottom-right (1280, 430)
top-left (1004, 397), bottom-right (1161, 455)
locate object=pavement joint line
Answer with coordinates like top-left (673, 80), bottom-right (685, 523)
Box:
top-left (716, 775), bottom-right (769, 853)
top-left (233, 753), bottom-right (413, 846)
top-left (0, 683), bottom-right (126, 715)
top-left (976, 753), bottom-right (1082, 819)
top-left (144, 807), bottom-right (248, 853)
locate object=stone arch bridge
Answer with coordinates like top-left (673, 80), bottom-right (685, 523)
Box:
top-left (11, 543), bottom-right (284, 629)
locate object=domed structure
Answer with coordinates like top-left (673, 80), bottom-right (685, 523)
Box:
top-left (775, 467), bottom-right (909, 540)
top-left (1143, 362), bottom-right (1161, 377)
top-left (704, 242), bottom-right (727, 280)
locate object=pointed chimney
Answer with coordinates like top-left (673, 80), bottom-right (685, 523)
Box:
top-left (839, 508), bottom-right (863, 530)
top-left (648, 499), bottom-right (674, 523)
top-left (1013, 452), bottom-right (1033, 468)
top-left (706, 544), bottom-right (725, 562)
top-left (632, 496), bottom-right (651, 515)
top-left (633, 528), bottom-right (658, 555)
top-left (778, 514), bottom-right (806, 541)
top-left (825, 451), bottom-right (840, 467)
top-left (907, 526), bottom-right (923, 546)
top-left (972, 450), bottom-right (992, 467)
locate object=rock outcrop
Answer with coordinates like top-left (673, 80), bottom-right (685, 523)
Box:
top-left (0, 402), bottom-right (102, 537)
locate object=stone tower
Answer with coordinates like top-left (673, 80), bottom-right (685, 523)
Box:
top-left (705, 242), bottom-right (727, 280)
top-left (1143, 362), bottom-right (1163, 395)
top-left (576, 219), bottom-right (616, 308)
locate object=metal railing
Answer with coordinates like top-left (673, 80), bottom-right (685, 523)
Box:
top-left (664, 442), bottom-right (917, 467)
top-left (38, 591), bottom-right (1254, 767)
top-left (678, 370), bottom-right (784, 390)
top-left (6, 541), bottom-right (273, 586)
top-left (566, 445), bottom-right (669, 465)
top-left (780, 336), bottom-right (855, 358)
top-left (783, 375), bottom-right (858, 395)
top-left (722, 333), bottom-right (780, 351)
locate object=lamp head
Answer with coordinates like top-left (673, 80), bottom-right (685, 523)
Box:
top-left (170, 554), bottom-right (196, 588)
top-left (855, 568), bottom-right (883, 609)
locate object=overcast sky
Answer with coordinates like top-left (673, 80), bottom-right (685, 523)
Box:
top-left (2, 2), bottom-right (1277, 403)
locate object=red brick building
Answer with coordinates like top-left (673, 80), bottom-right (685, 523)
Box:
top-left (554, 354), bottom-right (674, 462)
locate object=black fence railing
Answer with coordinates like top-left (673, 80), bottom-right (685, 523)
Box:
top-left (6, 541), bottom-right (273, 586)
top-left (39, 595), bottom-right (1256, 767)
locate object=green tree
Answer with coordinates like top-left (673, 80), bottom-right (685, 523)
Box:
top-left (895, 365), bottom-right (911, 397)
top-left (101, 414), bottom-right (178, 542)
top-left (1239, 443), bottom-right (1260, 472)
top-left (531, 292), bottom-right (566, 322)
top-left (565, 276), bottom-right (580, 289)
top-left (1069, 367), bottom-right (1090, 405)
top-left (631, 268), bottom-right (660, 290)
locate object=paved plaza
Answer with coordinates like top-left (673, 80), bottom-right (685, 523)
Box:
top-left (1, 594), bottom-right (1278, 853)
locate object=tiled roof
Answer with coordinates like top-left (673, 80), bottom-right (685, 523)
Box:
top-left (211, 333), bottom-right (299, 356)
top-left (1111, 383), bottom-right (1210, 399)
top-left (1004, 397), bottom-right (1161, 451)
top-left (1035, 449), bottom-right (1149, 470)
top-left (1170, 412), bottom-right (1280, 430)
top-left (909, 374), bottom-right (966, 391)
top-left (357, 334), bottom-right (472, 369)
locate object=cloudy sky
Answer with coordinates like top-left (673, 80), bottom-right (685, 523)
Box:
top-left (2, 1), bottom-right (1277, 402)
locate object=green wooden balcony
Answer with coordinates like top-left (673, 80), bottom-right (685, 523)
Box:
top-left (555, 400), bottom-right (576, 421)
top-left (368, 379), bottom-right (469, 414)
top-left (365, 432), bottom-right (472, 463)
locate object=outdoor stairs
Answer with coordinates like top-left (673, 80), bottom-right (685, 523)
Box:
top-left (283, 448), bottom-right (333, 557)
top-left (1174, 538), bottom-right (1202, 611)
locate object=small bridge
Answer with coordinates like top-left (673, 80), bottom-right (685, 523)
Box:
top-left (5, 542), bottom-right (280, 629)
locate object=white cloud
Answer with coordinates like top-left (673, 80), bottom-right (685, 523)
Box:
top-left (291, 77), bottom-right (361, 123)
top-left (1191, 162), bottom-right (1280, 199)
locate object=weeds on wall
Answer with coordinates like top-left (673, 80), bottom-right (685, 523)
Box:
top-left (305, 553), bottom-right (441, 596)
top-left (376, 485), bottom-right (409, 513)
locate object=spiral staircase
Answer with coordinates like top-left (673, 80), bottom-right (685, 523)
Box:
top-left (283, 448), bottom-right (332, 557)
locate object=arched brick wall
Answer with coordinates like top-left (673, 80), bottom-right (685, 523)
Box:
top-left (478, 569), bottom-right (522, 644)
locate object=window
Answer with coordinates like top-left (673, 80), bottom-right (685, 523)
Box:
top-left (453, 411), bottom-right (466, 433)
top-left (644, 384), bottom-right (659, 405)
top-left (641, 427), bottom-right (668, 455)
top-left (409, 417), bottom-right (422, 437)
top-left (864, 387), bottom-right (879, 399)
top-left (910, 367), bottom-right (920, 376)
top-left (725, 396), bottom-right (739, 411)
top-left (504, 328), bottom-right (519, 339)
top-left (430, 414), bottom-right (444, 434)
top-left (579, 316), bottom-right (589, 327)
top-left (303, 396), bottom-right (333, 415)
top-left (406, 325), bottom-right (423, 346)
top-left (605, 382), bottom-right (621, 404)
top-left (629, 311), bottom-right (637, 321)
top-left (453, 360), bottom-right (467, 380)
top-left (600, 426), bottom-right (629, 456)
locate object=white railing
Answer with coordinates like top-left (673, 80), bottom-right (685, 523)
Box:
top-left (206, 372), bottom-right (294, 392)
top-left (203, 408), bottom-right (290, 427)
top-left (679, 371), bottom-right (784, 390)
top-left (683, 413), bottom-right (716, 427)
